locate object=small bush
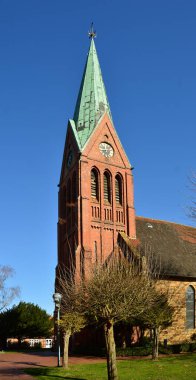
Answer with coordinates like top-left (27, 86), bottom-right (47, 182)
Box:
top-left (158, 345), bottom-right (172, 355)
top-left (116, 345), bottom-right (152, 357)
top-left (167, 342), bottom-right (196, 353)
top-left (21, 341), bottom-right (30, 349)
top-left (7, 342), bottom-right (18, 350)
top-left (170, 344), bottom-right (182, 354)
top-left (72, 345), bottom-right (106, 356)
top-left (32, 342), bottom-right (42, 350)
top-left (116, 347), bottom-right (134, 357)
top-left (138, 336), bottom-right (152, 347)
top-left (7, 341), bottom-right (30, 350)
top-left (181, 343), bottom-right (190, 352)
top-left (189, 342), bottom-right (196, 352)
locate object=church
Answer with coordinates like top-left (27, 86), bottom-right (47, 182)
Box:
top-left (56, 30), bottom-right (196, 345)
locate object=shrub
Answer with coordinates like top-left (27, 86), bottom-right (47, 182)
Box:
top-left (7, 341), bottom-right (30, 350)
top-left (139, 336), bottom-right (152, 347)
top-left (181, 343), bottom-right (190, 352)
top-left (116, 345), bottom-right (152, 357)
top-left (170, 344), bottom-right (182, 354)
top-left (32, 342), bottom-right (42, 350)
top-left (72, 345), bottom-right (106, 356)
top-left (189, 343), bottom-right (196, 352)
top-left (158, 345), bottom-right (172, 355)
top-left (20, 341), bottom-right (30, 349)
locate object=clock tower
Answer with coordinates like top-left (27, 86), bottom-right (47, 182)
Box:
top-left (57, 34), bottom-right (136, 277)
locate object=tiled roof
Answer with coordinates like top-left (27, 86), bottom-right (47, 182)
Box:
top-left (73, 39), bottom-right (112, 149)
top-left (136, 216), bottom-right (196, 278)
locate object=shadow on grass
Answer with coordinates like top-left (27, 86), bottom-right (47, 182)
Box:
top-left (25, 367), bottom-right (86, 380)
top-left (166, 353), bottom-right (196, 362)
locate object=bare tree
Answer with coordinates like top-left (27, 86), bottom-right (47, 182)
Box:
top-left (136, 289), bottom-right (174, 360)
top-left (56, 247), bottom-right (163, 379)
top-left (56, 267), bottom-right (87, 369)
top-left (80, 255), bottom-right (159, 380)
top-left (0, 266), bottom-right (20, 312)
top-left (59, 312), bottom-right (86, 368)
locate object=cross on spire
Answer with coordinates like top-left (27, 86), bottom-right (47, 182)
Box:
top-left (88, 22), bottom-right (96, 39)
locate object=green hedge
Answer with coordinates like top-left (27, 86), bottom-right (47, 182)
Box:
top-left (72, 342), bottom-right (196, 357)
top-left (116, 342), bottom-right (196, 357)
top-left (116, 346), bottom-right (152, 357)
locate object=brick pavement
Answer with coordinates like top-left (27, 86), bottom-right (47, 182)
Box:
top-left (0, 351), bottom-right (105, 379)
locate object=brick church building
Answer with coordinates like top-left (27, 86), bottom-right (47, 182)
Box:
top-left (56, 33), bottom-right (196, 344)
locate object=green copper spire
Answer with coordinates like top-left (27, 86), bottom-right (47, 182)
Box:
top-left (73, 38), bottom-right (112, 148)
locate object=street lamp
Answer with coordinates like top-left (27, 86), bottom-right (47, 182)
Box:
top-left (53, 292), bottom-right (62, 367)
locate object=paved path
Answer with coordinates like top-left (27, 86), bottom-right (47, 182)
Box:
top-left (0, 351), bottom-right (105, 379)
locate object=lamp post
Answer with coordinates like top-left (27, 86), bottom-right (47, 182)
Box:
top-left (53, 292), bottom-right (62, 367)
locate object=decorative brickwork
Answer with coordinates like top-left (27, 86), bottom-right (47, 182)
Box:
top-left (57, 112), bottom-right (136, 276)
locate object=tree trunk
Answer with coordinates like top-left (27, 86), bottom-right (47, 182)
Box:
top-left (17, 337), bottom-right (22, 349)
top-left (104, 321), bottom-right (118, 380)
top-left (152, 327), bottom-right (159, 360)
top-left (62, 330), bottom-right (71, 369)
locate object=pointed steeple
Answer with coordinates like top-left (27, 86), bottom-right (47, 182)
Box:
top-left (73, 38), bottom-right (112, 148)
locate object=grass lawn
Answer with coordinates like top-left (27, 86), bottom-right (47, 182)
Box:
top-left (25, 354), bottom-right (196, 380)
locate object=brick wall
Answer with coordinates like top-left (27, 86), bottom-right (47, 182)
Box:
top-left (58, 114), bottom-right (136, 276)
top-left (158, 279), bottom-right (196, 344)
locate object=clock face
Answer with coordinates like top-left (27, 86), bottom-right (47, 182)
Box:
top-left (99, 142), bottom-right (114, 158)
top-left (67, 150), bottom-right (73, 168)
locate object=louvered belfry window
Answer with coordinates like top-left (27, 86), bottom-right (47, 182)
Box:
top-left (91, 169), bottom-right (98, 200)
top-left (104, 172), bottom-right (111, 203)
top-left (186, 286), bottom-right (195, 329)
top-left (115, 175), bottom-right (122, 205)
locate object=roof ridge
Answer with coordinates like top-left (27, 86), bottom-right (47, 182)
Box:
top-left (136, 215), bottom-right (196, 229)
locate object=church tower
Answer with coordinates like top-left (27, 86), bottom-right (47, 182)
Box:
top-left (57, 32), bottom-right (136, 277)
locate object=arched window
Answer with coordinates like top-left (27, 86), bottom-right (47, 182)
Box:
top-left (186, 286), bottom-right (195, 329)
top-left (115, 174), bottom-right (123, 205)
top-left (104, 171), bottom-right (111, 203)
top-left (91, 169), bottom-right (99, 200)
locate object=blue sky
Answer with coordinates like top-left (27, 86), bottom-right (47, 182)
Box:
top-left (0, 0), bottom-right (195, 314)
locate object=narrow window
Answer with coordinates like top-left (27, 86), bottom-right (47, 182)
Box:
top-left (115, 175), bottom-right (122, 205)
top-left (62, 187), bottom-right (66, 219)
top-left (94, 241), bottom-right (98, 263)
top-left (104, 171), bottom-right (111, 203)
top-left (72, 172), bottom-right (77, 202)
top-left (186, 286), bottom-right (195, 329)
top-left (67, 179), bottom-right (71, 215)
top-left (91, 169), bottom-right (99, 200)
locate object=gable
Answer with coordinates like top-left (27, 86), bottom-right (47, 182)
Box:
top-left (82, 113), bottom-right (132, 169)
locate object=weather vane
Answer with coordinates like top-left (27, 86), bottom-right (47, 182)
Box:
top-left (88, 22), bottom-right (96, 39)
